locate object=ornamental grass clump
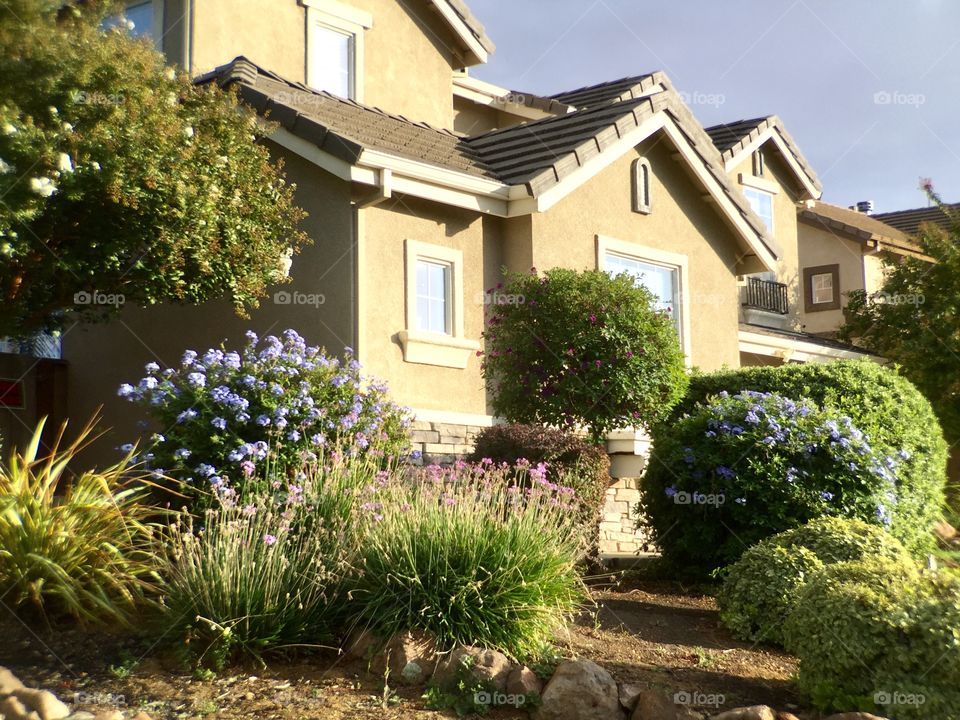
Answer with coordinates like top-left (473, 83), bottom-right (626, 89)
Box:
top-left (641, 390), bottom-right (913, 577)
top-left (348, 460), bottom-right (587, 659)
top-left (0, 416), bottom-right (160, 625)
top-left (155, 455), bottom-right (368, 670)
top-left (119, 328), bottom-right (411, 512)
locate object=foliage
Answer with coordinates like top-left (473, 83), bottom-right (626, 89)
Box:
top-left (119, 329), bottom-right (410, 513)
top-left (718, 517), bottom-right (913, 645)
top-left (347, 460), bottom-right (587, 658)
top-left (783, 558), bottom-right (960, 719)
top-left (481, 268), bottom-right (688, 442)
top-left (641, 390), bottom-right (918, 577)
top-left (0, 0), bottom-right (308, 337)
top-left (655, 361), bottom-right (946, 555)
top-left (154, 457), bottom-right (362, 669)
top-left (469, 423), bottom-right (610, 561)
top-left (0, 416), bottom-right (159, 624)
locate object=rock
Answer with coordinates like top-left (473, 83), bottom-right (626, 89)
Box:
top-left (506, 665), bottom-right (543, 697)
top-left (130, 714), bottom-right (155, 720)
top-left (935, 520), bottom-right (958, 544)
top-left (435, 647), bottom-right (512, 692)
top-left (342, 628), bottom-right (378, 661)
top-left (631, 689), bottom-right (677, 720)
top-left (822, 714), bottom-right (889, 720)
top-left (711, 707), bottom-right (776, 720)
top-left (775, 713), bottom-right (802, 720)
top-left (0, 695), bottom-right (35, 720)
top-left (370, 631), bottom-right (437, 686)
top-left (92, 712), bottom-right (124, 720)
top-left (0, 667), bottom-right (24, 694)
top-left (8, 689), bottom-right (70, 720)
top-left (65, 713), bottom-right (96, 720)
top-left (534, 659), bottom-right (624, 720)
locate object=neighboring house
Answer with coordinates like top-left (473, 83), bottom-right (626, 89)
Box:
top-left (874, 202), bottom-right (960, 235)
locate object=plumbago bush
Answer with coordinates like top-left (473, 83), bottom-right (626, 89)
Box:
top-left (119, 329), bottom-right (410, 511)
top-left (640, 390), bottom-right (914, 577)
top-left (348, 459), bottom-right (587, 659)
top-left (481, 268), bottom-right (688, 442)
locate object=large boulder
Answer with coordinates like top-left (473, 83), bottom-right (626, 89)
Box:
top-left (434, 646), bottom-right (512, 691)
top-left (506, 665), bottom-right (543, 697)
top-left (534, 659), bottom-right (624, 720)
top-left (0, 667), bottom-right (24, 695)
top-left (711, 708), bottom-right (776, 720)
top-left (370, 631), bottom-right (437, 686)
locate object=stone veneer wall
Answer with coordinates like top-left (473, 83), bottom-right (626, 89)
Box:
top-left (409, 420), bottom-right (482, 465)
top-left (599, 478), bottom-right (650, 555)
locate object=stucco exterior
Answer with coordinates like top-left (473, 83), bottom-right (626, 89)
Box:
top-left (795, 221), bottom-right (866, 335)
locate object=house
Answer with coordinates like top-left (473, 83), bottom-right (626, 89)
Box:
top-left (873, 201), bottom-right (960, 235)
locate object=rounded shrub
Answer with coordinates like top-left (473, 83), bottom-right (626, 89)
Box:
top-left (659, 361), bottom-right (947, 554)
top-left (481, 268), bottom-right (688, 442)
top-left (718, 517), bottom-right (914, 645)
top-left (119, 329), bottom-right (410, 512)
top-left (782, 558), bottom-right (960, 718)
top-left (469, 423), bottom-right (611, 561)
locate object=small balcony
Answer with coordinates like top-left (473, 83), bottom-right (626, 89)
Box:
top-left (742, 277), bottom-right (788, 315)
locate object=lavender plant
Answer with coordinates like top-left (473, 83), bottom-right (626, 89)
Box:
top-left (640, 390), bottom-right (912, 577)
top-left (119, 329), bottom-right (411, 512)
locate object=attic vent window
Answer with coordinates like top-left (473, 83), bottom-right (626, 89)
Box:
top-left (303, 0), bottom-right (373, 101)
top-left (752, 150), bottom-right (765, 177)
top-left (631, 157), bottom-right (652, 214)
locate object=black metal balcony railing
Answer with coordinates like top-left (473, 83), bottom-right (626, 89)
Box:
top-left (742, 277), bottom-right (789, 315)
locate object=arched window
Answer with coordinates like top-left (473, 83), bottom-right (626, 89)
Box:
top-left (631, 157), bottom-right (652, 214)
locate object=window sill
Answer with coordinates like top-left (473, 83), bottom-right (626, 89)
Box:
top-left (738, 173), bottom-right (780, 194)
top-left (398, 330), bottom-right (480, 369)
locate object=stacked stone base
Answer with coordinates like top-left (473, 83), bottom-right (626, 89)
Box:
top-left (599, 478), bottom-right (650, 555)
top-left (409, 420), bottom-right (482, 465)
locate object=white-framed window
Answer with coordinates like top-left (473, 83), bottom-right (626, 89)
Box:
top-left (743, 187), bottom-right (774, 233)
top-left (596, 235), bottom-right (691, 364)
top-left (811, 272), bottom-right (834, 304)
top-left (631, 157), bottom-right (652, 214)
top-left (752, 149), bottom-right (765, 177)
top-left (303, 0), bottom-right (372, 101)
top-left (103, 0), bottom-right (162, 47)
top-left (399, 239), bottom-right (479, 368)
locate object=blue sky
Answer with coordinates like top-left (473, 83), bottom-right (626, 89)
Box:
top-left (465, 0), bottom-right (960, 213)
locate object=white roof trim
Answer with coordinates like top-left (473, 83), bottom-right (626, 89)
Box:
top-left (724, 126), bottom-right (822, 200)
top-left (428, 0), bottom-right (489, 65)
top-left (452, 77), bottom-right (567, 121)
top-left (738, 328), bottom-right (883, 364)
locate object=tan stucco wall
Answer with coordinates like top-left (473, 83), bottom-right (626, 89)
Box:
top-left (527, 135), bottom-right (745, 372)
top-left (863, 252), bottom-right (888, 295)
top-left (63, 147), bottom-right (356, 466)
top-left (189, 0), bottom-right (460, 128)
top-left (359, 197), bottom-right (496, 415)
top-left (796, 221), bottom-right (866, 334)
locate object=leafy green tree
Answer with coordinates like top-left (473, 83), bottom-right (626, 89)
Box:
top-left (841, 190), bottom-right (960, 442)
top-left (481, 268), bottom-right (688, 442)
top-left (0, 0), bottom-right (308, 337)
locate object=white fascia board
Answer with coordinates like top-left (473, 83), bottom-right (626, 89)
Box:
top-left (724, 127), bottom-right (821, 200)
top-left (661, 121), bottom-right (778, 272)
top-left (452, 77), bottom-right (566, 120)
top-left (268, 127), bottom-right (376, 184)
top-left (358, 149), bottom-right (509, 198)
top-left (738, 329), bottom-right (884, 363)
top-left (429, 0), bottom-right (489, 65)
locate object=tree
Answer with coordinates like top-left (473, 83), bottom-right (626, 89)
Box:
top-left (841, 188), bottom-right (960, 441)
top-left (481, 268), bottom-right (689, 443)
top-left (0, 1), bottom-right (308, 337)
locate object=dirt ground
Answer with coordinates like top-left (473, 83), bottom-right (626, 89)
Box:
top-left (0, 578), bottom-right (803, 719)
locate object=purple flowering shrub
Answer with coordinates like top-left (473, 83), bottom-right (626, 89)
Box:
top-left (119, 329), bottom-right (411, 511)
top-left (640, 390), bottom-right (912, 577)
top-left (481, 268), bottom-right (688, 442)
top-left (347, 459), bottom-right (587, 658)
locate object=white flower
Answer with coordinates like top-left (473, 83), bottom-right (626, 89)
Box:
top-left (57, 153), bottom-right (74, 173)
top-left (29, 177), bottom-right (57, 198)
top-left (62, 122), bottom-right (73, 133)
top-left (167, 92), bottom-right (177, 106)
top-left (0, 243), bottom-right (13, 257)
top-left (215, 155), bottom-right (228, 165)
top-left (1, 122), bottom-right (16, 135)
top-left (123, 17), bottom-right (135, 31)
top-left (164, 68), bottom-right (176, 81)
top-left (184, 126), bottom-right (194, 138)
top-left (48, 106), bottom-right (58, 117)
top-left (0, 158), bottom-right (11, 174)
top-left (89, 161), bottom-right (101, 171)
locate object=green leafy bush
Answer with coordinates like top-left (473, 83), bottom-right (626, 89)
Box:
top-left (481, 268), bottom-right (688, 442)
top-left (657, 361), bottom-right (947, 553)
top-left (0, 417), bottom-right (159, 624)
top-left (120, 329), bottom-right (410, 512)
top-left (641, 390), bottom-right (915, 577)
top-left (718, 518), bottom-right (914, 645)
top-left (469, 423), bottom-right (610, 561)
top-left (348, 461), bottom-right (587, 658)
top-left (155, 457), bottom-right (362, 669)
top-left (783, 558), bottom-right (960, 718)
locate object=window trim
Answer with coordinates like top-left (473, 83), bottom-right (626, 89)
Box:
top-left (303, 0), bottom-right (372, 101)
top-left (399, 239), bottom-right (479, 368)
top-left (415, 258), bottom-right (453, 335)
top-left (752, 149), bottom-right (765, 177)
top-left (596, 235), bottom-right (692, 366)
top-left (631, 157), bottom-right (652, 214)
top-left (803, 264), bottom-right (841, 312)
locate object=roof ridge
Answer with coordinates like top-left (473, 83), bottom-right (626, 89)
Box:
top-left (548, 72), bottom-right (661, 100)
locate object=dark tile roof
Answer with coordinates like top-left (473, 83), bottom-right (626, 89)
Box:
top-left (704, 118), bottom-right (769, 154)
top-left (549, 74), bottom-right (661, 109)
top-left (740, 323), bottom-right (882, 357)
top-left (873, 203), bottom-right (960, 235)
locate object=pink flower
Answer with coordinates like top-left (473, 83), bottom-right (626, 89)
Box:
top-left (263, 534), bottom-right (277, 546)
top-left (240, 460), bottom-right (255, 478)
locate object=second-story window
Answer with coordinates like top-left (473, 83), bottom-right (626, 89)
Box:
top-left (304, 1), bottom-right (372, 102)
top-left (743, 187), bottom-right (774, 233)
top-left (631, 157), bottom-right (652, 214)
top-left (103, 1), bottom-right (159, 46)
